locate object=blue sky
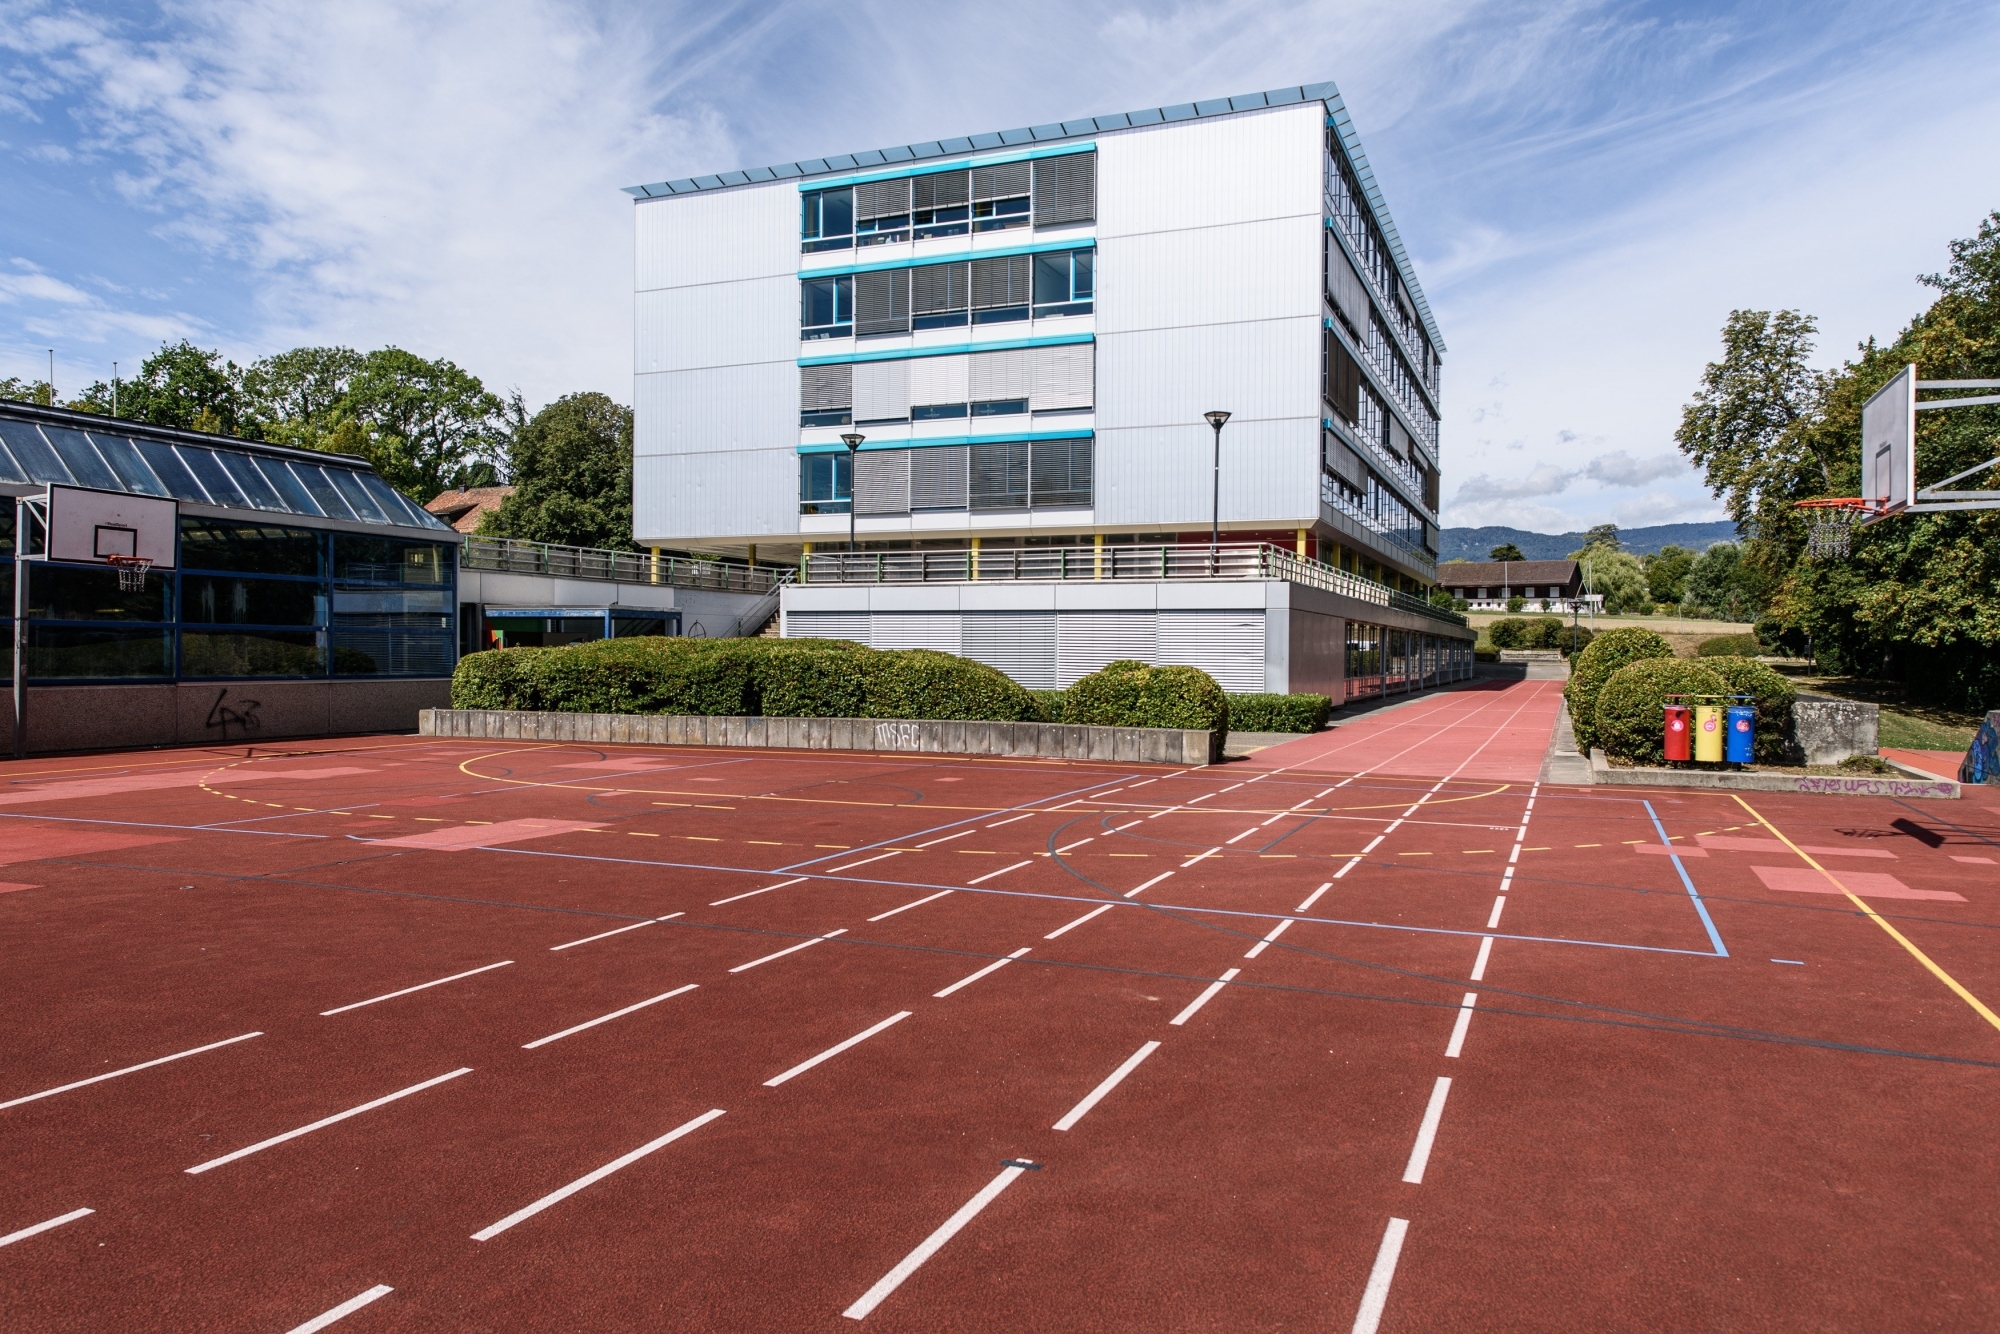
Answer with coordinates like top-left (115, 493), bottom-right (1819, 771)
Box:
top-left (3, 0), bottom-right (1998, 532)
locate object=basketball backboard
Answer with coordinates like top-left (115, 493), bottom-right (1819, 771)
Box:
top-left (1861, 363), bottom-right (1914, 513)
top-left (46, 484), bottom-right (178, 568)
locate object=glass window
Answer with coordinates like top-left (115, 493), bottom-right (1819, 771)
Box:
top-left (331, 631), bottom-right (453, 676)
top-left (332, 587), bottom-right (451, 624)
top-left (257, 459), bottom-right (323, 516)
top-left (216, 451), bottom-right (284, 510)
top-left (180, 517), bottom-right (325, 576)
top-left (971, 399), bottom-right (1027, 417)
top-left (28, 626), bottom-right (173, 680)
top-left (0, 421), bottom-right (73, 484)
top-left (801, 188), bottom-right (854, 251)
top-left (291, 464), bottom-right (357, 520)
top-left (912, 403), bottom-right (968, 421)
top-left (801, 276), bottom-right (853, 337)
top-left (334, 535), bottom-right (451, 585)
top-left (183, 575), bottom-right (321, 626)
top-left (29, 563), bottom-right (172, 621)
top-left (327, 468), bottom-right (389, 522)
top-left (86, 435), bottom-right (170, 497)
top-left (798, 453), bottom-right (852, 514)
top-left (1033, 250), bottom-right (1094, 316)
top-left (178, 448), bottom-right (248, 507)
top-left (356, 472), bottom-right (438, 528)
top-left (131, 439), bottom-right (210, 502)
top-left (0, 430), bottom-right (27, 484)
top-left (39, 427), bottom-right (119, 490)
top-left (181, 630), bottom-right (324, 678)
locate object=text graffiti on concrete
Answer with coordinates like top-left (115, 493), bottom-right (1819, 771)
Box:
top-left (205, 688), bottom-right (263, 739)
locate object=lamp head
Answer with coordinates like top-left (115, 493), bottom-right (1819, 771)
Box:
top-left (840, 432), bottom-right (864, 453)
top-left (1204, 410), bottom-right (1231, 430)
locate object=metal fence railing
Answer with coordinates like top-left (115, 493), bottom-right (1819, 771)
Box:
top-left (802, 542), bottom-right (1468, 628)
top-left (460, 536), bottom-right (793, 593)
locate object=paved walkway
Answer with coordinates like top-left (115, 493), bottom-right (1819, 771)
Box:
top-left (1243, 679), bottom-right (1567, 783)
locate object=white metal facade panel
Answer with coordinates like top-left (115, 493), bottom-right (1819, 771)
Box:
top-left (854, 359), bottom-right (912, 422)
top-left (635, 278), bottom-right (796, 374)
top-left (633, 448), bottom-right (797, 543)
top-left (633, 364), bottom-right (796, 459)
top-left (634, 186), bottom-right (797, 293)
top-left (1056, 612), bottom-right (1157, 684)
top-left (786, 611), bottom-right (872, 642)
top-left (908, 353), bottom-right (970, 408)
top-left (1096, 318), bottom-right (1318, 431)
top-left (869, 613), bottom-right (963, 655)
top-left (1096, 104), bottom-right (1323, 240)
top-left (1095, 417), bottom-right (1318, 528)
top-left (962, 611), bottom-right (1058, 689)
top-left (1097, 214), bottom-right (1320, 335)
top-left (1156, 610), bottom-right (1266, 692)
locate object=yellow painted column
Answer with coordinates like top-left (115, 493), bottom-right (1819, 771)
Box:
top-left (650, 546), bottom-right (662, 585)
top-left (1296, 527), bottom-right (1307, 559)
top-left (747, 544), bottom-right (757, 569)
top-left (1094, 532), bottom-right (1104, 579)
top-left (971, 536), bottom-right (981, 581)
top-left (801, 541), bottom-right (812, 584)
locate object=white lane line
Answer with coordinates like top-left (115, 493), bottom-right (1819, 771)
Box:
top-left (967, 858), bottom-right (1033, 885)
top-left (1295, 882), bottom-right (1333, 913)
top-left (1187, 793), bottom-right (1214, 803)
top-left (1401, 1076), bottom-right (1452, 1184)
top-left (916, 830), bottom-right (973, 848)
top-left (1114, 819), bottom-right (1143, 831)
top-left (1362, 834), bottom-right (1387, 853)
top-left (1224, 827), bottom-right (1259, 845)
top-left (1313, 787), bottom-right (1337, 799)
top-left (1444, 993), bottom-right (1478, 1058)
top-left (284, 1285), bottom-right (394, 1333)
top-left (549, 911), bottom-right (683, 951)
top-left (1180, 847), bottom-right (1222, 867)
top-left (843, 1160), bottom-right (1036, 1320)
top-left (765, 1012), bottom-right (913, 1087)
top-left (1045, 903), bottom-right (1117, 938)
top-left (472, 1109), bottom-right (725, 1241)
top-left (1146, 805), bottom-right (1181, 819)
top-left (0, 1032), bottom-right (261, 1111)
top-left (1055, 837), bottom-right (1095, 854)
top-left (1350, 1218), bottom-right (1410, 1334)
top-left (1470, 936), bottom-right (1494, 981)
top-left (986, 812), bottom-right (1035, 828)
top-left (1333, 856), bottom-right (1364, 880)
top-left (187, 1068), bottom-right (472, 1175)
top-left (1127, 778), bottom-right (1156, 787)
top-left (1486, 896), bottom-right (1507, 929)
top-left (1125, 870), bottom-right (1174, 898)
top-left (829, 851), bottom-right (903, 873)
top-left (1054, 1040), bottom-right (1162, 1130)
top-left (1169, 969), bottom-right (1240, 1026)
top-left (0, 1206), bottom-right (92, 1248)
top-left (1220, 783), bottom-right (1245, 792)
top-left (1056, 1040), bottom-right (1168, 1136)
top-left (1507, 844), bottom-right (1521, 864)
top-left (1244, 920), bottom-right (1293, 959)
top-left (711, 876), bottom-right (806, 906)
top-left (729, 929), bottom-right (847, 973)
top-left (523, 985), bottom-right (699, 1049)
top-left (868, 890), bottom-right (954, 922)
top-left (934, 949), bottom-right (1031, 998)
top-left (320, 961), bottom-right (513, 1016)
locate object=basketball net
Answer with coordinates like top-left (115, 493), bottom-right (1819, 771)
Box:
top-left (1795, 499), bottom-right (1872, 562)
top-left (107, 554), bottom-right (154, 592)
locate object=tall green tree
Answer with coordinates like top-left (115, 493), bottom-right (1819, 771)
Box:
top-left (1645, 545), bottom-right (1694, 603)
top-left (242, 346), bottom-right (365, 447)
top-left (1581, 523), bottom-right (1621, 551)
top-left (334, 347), bottom-right (506, 500)
top-left (1488, 542), bottom-right (1525, 561)
top-left (118, 340), bottom-right (250, 435)
top-left (1674, 310), bottom-right (1832, 521)
top-left (481, 392), bottom-right (634, 550)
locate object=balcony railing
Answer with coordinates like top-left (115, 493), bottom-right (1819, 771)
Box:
top-left (803, 542), bottom-right (1468, 628)
top-left (461, 536), bottom-right (793, 593)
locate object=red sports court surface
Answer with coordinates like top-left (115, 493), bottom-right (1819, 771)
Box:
top-left (1, 679), bottom-right (1996, 1332)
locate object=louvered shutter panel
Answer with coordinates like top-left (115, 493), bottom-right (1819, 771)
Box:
top-left (908, 354), bottom-right (969, 411)
top-left (799, 364), bottom-right (852, 412)
top-left (1030, 438), bottom-right (1092, 508)
top-left (1326, 237), bottom-right (1369, 333)
top-left (970, 161), bottom-right (1031, 201)
top-left (871, 613), bottom-right (962, 654)
top-left (969, 441), bottom-right (1029, 509)
top-left (787, 611), bottom-right (872, 644)
top-left (1030, 343), bottom-right (1093, 410)
top-left (1157, 611), bottom-right (1265, 691)
top-left (854, 177), bottom-right (911, 221)
top-left (911, 262), bottom-right (969, 314)
top-left (1056, 612), bottom-right (1157, 685)
top-left (854, 449), bottom-right (911, 515)
top-left (969, 348), bottom-right (1032, 402)
top-left (910, 446), bottom-right (969, 509)
top-left (852, 359), bottom-right (910, 423)
top-left (962, 611), bottom-right (1057, 688)
top-left (1033, 152), bottom-right (1096, 226)
top-left (1326, 335), bottom-right (1362, 425)
top-left (970, 256), bottom-right (1030, 309)
top-left (854, 269), bottom-right (910, 335)
top-left (1389, 416), bottom-right (1413, 462)
top-left (912, 170), bottom-right (968, 209)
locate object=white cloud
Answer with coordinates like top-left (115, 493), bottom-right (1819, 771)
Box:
top-left (1581, 451), bottom-right (1689, 487)
top-left (1454, 462), bottom-right (1577, 502)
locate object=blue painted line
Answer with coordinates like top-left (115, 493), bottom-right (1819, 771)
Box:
top-left (1643, 799), bottom-right (1729, 957)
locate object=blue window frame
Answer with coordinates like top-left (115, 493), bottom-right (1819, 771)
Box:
top-left (1033, 249), bottom-right (1094, 318)
top-left (799, 453), bottom-right (852, 514)
top-left (802, 188), bottom-right (854, 252)
top-left (801, 275), bottom-right (854, 340)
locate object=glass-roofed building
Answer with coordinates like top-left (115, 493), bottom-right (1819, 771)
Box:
top-left (2, 400), bottom-right (461, 752)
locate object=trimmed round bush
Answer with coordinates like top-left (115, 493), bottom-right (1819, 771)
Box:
top-left (1696, 633), bottom-right (1761, 657)
top-left (1565, 627), bottom-right (1674, 753)
top-left (1062, 662), bottom-right (1229, 741)
top-left (1594, 659), bottom-right (1728, 764)
top-left (1555, 624), bottom-right (1594, 658)
top-left (452, 645), bottom-right (550, 710)
top-left (1700, 655), bottom-right (1797, 763)
top-left (1227, 693), bottom-right (1333, 733)
top-left (1487, 617), bottom-right (1530, 649)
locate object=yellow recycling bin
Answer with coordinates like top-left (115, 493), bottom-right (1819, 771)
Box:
top-left (1694, 703), bottom-right (1724, 762)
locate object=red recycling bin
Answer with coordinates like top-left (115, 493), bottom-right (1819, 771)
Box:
top-left (1664, 705), bottom-right (1692, 761)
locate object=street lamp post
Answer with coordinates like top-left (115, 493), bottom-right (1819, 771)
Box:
top-left (840, 432), bottom-right (864, 562)
top-left (1204, 410), bottom-right (1230, 574)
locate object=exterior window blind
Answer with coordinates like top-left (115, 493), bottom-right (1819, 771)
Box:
top-left (1389, 416), bottom-right (1413, 462)
top-left (1325, 332), bottom-right (1362, 426)
top-left (970, 161), bottom-right (1031, 201)
top-left (799, 364), bottom-right (852, 412)
top-left (1032, 153), bottom-right (1096, 226)
top-left (911, 262), bottom-right (969, 315)
top-left (854, 178), bottom-right (911, 221)
top-left (852, 359), bottom-right (910, 423)
top-left (908, 354), bottom-right (970, 411)
top-left (853, 449), bottom-right (911, 516)
top-left (912, 171), bottom-right (969, 210)
top-left (969, 348), bottom-right (1032, 403)
top-left (1030, 343), bottom-right (1093, 410)
top-left (911, 445), bottom-right (969, 509)
top-left (969, 441), bottom-right (1029, 510)
top-left (1030, 438), bottom-right (1092, 507)
top-left (970, 255), bottom-right (1031, 308)
top-left (1326, 236), bottom-right (1369, 335)
top-left (854, 269), bottom-right (910, 335)
top-left (1324, 432), bottom-right (1367, 488)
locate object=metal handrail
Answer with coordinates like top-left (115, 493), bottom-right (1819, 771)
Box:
top-left (802, 542), bottom-right (1468, 628)
top-left (460, 535), bottom-right (794, 593)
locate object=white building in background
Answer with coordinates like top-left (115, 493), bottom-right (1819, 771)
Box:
top-left (626, 82), bottom-right (1474, 698)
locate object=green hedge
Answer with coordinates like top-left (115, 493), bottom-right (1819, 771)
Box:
top-left (1701, 655), bottom-right (1797, 763)
top-left (1227, 693), bottom-right (1332, 733)
top-left (1061, 661), bottom-right (1229, 742)
top-left (1595, 659), bottom-right (1728, 764)
top-left (1696, 633), bottom-right (1762, 657)
top-left (1489, 616), bottom-right (1595, 656)
top-left (1566, 627), bottom-right (1674, 753)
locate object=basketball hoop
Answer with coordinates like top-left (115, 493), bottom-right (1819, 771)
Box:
top-left (107, 554), bottom-right (154, 592)
top-left (1795, 498), bottom-right (1873, 561)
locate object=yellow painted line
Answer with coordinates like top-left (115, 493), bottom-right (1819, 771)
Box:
top-left (1398, 852), bottom-right (1432, 856)
top-left (696, 805), bottom-right (735, 810)
top-left (369, 815), bottom-right (396, 820)
top-left (1258, 854), bottom-right (1296, 859)
top-left (293, 807), bottom-right (316, 812)
top-left (958, 849), bottom-right (997, 855)
top-left (817, 844), bottom-right (850, 849)
top-left (1733, 794), bottom-right (2000, 1035)
top-left (1464, 849), bottom-right (1494, 854)
top-left (749, 840), bottom-right (784, 846)
top-left (653, 802), bottom-right (691, 808)
top-left (1622, 839), bottom-right (1645, 845)
top-left (465, 820), bottom-right (493, 825)
top-left (1576, 843), bottom-right (1600, 848)
top-left (414, 817), bottom-right (445, 822)
top-left (629, 832), bottom-right (659, 837)
top-left (685, 836), bottom-right (720, 842)
top-left (1524, 846), bottom-right (1551, 851)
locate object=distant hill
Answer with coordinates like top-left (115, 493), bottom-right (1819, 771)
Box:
top-left (1439, 521), bottom-right (1739, 562)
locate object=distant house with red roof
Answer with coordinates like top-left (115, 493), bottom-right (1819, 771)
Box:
top-left (426, 485), bottom-right (515, 534)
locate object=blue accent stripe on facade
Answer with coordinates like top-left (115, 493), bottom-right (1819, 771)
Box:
top-left (797, 429), bottom-right (1093, 455)
top-left (799, 332), bottom-right (1093, 368)
top-left (795, 142), bottom-right (1094, 193)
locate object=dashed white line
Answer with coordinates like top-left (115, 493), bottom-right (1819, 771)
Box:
top-left (0, 1032), bottom-right (262, 1111)
top-left (843, 1161), bottom-right (1036, 1320)
top-left (187, 1068), bottom-right (473, 1175)
top-left (1486, 897), bottom-right (1507, 929)
top-left (1055, 837), bottom-right (1095, 854)
top-left (1169, 969), bottom-right (1240, 1026)
top-left (1470, 936), bottom-right (1494, 981)
top-left (916, 830), bottom-right (973, 848)
top-left (711, 877), bottom-right (807, 906)
top-left (0, 1206), bottom-right (93, 1248)
top-left (986, 812), bottom-right (1035, 828)
top-left (523, 985), bottom-right (699, 1050)
top-left (1054, 1040), bottom-right (1162, 1130)
top-left (1223, 828), bottom-right (1259, 845)
top-left (968, 858), bottom-right (1034, 885)
top-left (729, 929), bottom-right (847, 973)
top-left (1295, 882), bottom-right (1333, 913)
top-left (1401, 1076), bottom-right (1452, 1184)
top-left (550, 912), bottom-right (684, 950)
top-left (472, 1109), bottom-right (725, 1241)
top-left (1113, 819), bottom-right (1143, 831)
top-left (1444, 993), bottom-right (1478, 1058)
top-left (284, 1284), bottom-right (394, 1334)
top-left (1125, 871), bottom-right (1174, 898)
top-left (1180, 847), bottom-right (1222, 867)
top-left (1244, 920), bottom-right (1293, 958)
top-left (765, 1012), bottom-right (913, 1087)
top-left (934, 949), bottom-right (1031, 998)
top-left (1350, 1218), bottom-right (1409, 1334)
top-left (868, 890), bottom-right (954, 922)
top-left (829, 851), bottom-right (903, 873)
top-left (320, 962), bottom-right (513, 1016)
top-left (1045, 903), bottom-right (1117, 937)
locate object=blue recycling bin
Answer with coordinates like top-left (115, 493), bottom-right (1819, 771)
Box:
top-left (1725, 704), bottom-right (1755, 763)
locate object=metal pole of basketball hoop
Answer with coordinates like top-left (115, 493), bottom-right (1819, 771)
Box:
top-left (12, 493), bottom-right (43, 760)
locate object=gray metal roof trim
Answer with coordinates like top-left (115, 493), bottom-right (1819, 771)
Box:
top-left (1325, 95), bottom-right (1444, 353)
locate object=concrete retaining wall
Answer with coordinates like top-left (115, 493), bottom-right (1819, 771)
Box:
top-left (3, 678), bottom-right (451, 754)
top-left (420, 709), bottom-right (1215, 766)
top-left (1792, 696), bottom-right (1880, 766)
top-left (1588, 748), bottom-right (1958, 799)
